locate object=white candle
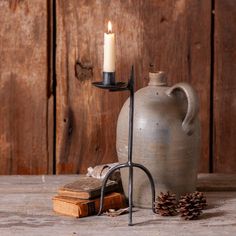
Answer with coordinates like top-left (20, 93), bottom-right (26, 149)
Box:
top-left (103, 21), bottom-right (115, 72)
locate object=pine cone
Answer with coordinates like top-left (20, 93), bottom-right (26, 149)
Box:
top-left (192, 191), bottom-right (207, 210)
top-left (154, 192), bottom-right (178, 216)
top-left (179, 192), bottom-right (204, 220)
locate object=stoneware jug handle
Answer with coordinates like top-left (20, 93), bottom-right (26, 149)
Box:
top-left (166, 82), bottom-right (199, 135)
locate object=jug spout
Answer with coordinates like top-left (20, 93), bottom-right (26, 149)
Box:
top-left (148, 71), bottom-right (167, 86)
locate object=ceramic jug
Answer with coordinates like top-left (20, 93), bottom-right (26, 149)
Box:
top-left (116, 71), bottom-right (200, 208)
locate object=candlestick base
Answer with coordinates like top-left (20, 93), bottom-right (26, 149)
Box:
top-left (103, 72), bottom-right (116, 85)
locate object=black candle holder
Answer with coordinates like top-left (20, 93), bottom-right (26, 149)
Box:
top-left (92, 66), bottom-right (156, 226)
top-left (102, 72), bottom-right (116, 85)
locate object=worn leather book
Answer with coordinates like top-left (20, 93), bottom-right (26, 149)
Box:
top-left (52, 192), bottom-right (126, 218)
top-left (58, 176), bottom-right (119, 199)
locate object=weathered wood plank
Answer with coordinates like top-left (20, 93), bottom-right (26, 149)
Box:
top-left (197, 174), bottom-right (236, 191)
top-left (56, 0), bottom-right (211, 174)
top-left (0, 175), bottom-right (236, 236)
top-left (0, 0), bottom-right (53, 174)
top-left (0, 175), bottom-right (79, 193)
top-left (213, 0), bottom-right (236, 173)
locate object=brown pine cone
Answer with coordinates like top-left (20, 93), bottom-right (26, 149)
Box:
top-left (192, 191), bottom-right (207, 210)
top-left (179, 192), bottom-right (204, 220)
top-left (154, 192), bottom-right (178, 216)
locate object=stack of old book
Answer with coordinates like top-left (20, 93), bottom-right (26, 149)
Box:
top-left (52, 176), bottom-right (126, 218)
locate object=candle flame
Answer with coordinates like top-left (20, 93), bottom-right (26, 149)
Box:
top-left (108, 21), bottom-right (112, 33)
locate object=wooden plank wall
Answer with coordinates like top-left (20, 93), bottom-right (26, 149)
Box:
top-left (0, 0), bottom-right (53, 174)
top-left (0, 0), bottom-right (235, 174)
top-left (213, 0), bottom-right (236, 172)
top-left (56, 0), bottom-right (211, 174)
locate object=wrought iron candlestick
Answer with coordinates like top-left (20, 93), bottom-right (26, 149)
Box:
top-left (92, 66), bottom-right (156, 226)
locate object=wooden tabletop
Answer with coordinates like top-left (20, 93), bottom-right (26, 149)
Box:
top-left (0, 174), bottom-right (236, 236)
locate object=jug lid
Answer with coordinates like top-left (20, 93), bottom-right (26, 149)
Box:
top-left (148, 71), bottom-right (167, 86)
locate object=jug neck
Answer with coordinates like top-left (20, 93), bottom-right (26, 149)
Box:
top-left (148, 71), bottom-right (167, 86)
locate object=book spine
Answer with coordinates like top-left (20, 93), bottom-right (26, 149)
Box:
top-left (79, 194), bottom-right (126, 217)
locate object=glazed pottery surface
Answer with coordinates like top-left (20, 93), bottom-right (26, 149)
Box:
top-left (116, 72), bottom-right (200, 208)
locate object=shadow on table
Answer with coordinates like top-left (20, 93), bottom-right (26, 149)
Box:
top-left (200, 211), bottom-right (226, 220)
top-left (133, 211), bottom-right (227, 226)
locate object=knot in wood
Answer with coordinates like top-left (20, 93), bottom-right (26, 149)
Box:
top-left (75, 60), bottom-right (93, 82)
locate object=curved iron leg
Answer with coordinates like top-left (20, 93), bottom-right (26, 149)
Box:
top-left (133, 163), bottom-right (156, 213)
top-left (97, 163), bottom-right (129, 215)
top-left (98, 162), bottom-right (156, 215)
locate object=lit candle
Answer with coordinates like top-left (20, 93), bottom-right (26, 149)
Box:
top-left (103, 21), bottom-right (115, 73)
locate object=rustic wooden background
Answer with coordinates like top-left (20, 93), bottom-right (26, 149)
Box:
top-left (0, 0), bottom-right (235, 174)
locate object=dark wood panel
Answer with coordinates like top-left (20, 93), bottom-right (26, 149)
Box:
top-left (56, 0), bottom-right (211, 174)
top-left (0, 0), bottom-right (53, 174)
top-left (214, 0), bottom-right (236, 172)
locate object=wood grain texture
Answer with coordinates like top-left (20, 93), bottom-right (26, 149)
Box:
top-left (0, 0), bottom-right (53, 174)
top-left (197, 173), bottom-right (236, 191)
top-left (1, 175), bottom-right (236, 235)
top-left (56, 0), bottom-right (211, 174)
top-left (213, 0), bottom-right (236, 173)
